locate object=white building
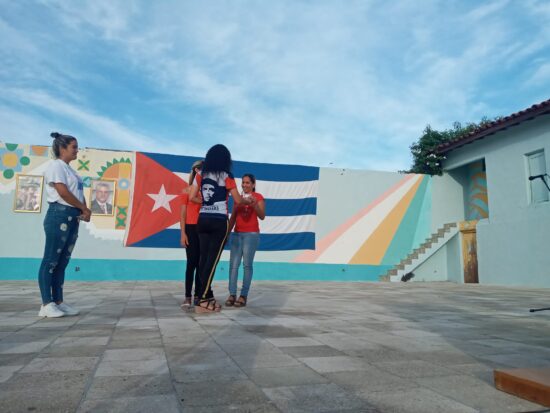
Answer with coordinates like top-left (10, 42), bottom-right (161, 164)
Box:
top-left (437, 99), bottom-right (550, 287)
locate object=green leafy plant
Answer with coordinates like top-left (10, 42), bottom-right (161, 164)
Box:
top-left (406, 118), bottom-right (495, 175)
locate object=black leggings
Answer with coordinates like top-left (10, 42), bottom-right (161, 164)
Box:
top-left (184, 224), bottom-right (200, 298)
top-left (196, 217), bottom-right (229, 301)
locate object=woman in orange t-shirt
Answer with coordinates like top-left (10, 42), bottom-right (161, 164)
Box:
top-left (225, 173), bottom-right (266, 308)
top-left (180, 160), bottom-right (203, 308)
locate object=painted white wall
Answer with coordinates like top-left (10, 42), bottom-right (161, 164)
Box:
top-left (410, 241), bottom-right (449, 282)
top-left (430, 174), bottom-right (464, 232)
top-left (442, 115), bottom-right (550, 287)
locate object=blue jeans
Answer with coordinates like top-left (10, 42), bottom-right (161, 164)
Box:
top-left (38, 203), bottom-right (80, 304)
top-left (228, 232), bottom-right (260, 297)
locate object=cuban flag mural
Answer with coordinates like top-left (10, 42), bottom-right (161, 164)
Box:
top-left (124, 151), bottom-right (319, 250)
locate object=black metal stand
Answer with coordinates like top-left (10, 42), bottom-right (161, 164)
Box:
top-left (529, 307), bottom-right (550, 313)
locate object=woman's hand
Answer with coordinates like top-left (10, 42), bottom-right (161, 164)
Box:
top-left (80, 207), bottom-right (92, 222)
top-left (180, 233), bottom-right (189, 247)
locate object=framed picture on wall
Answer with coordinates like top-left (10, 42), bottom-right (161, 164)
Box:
top-left (14, 174), bottom-right (44, 213)
top-left (89, 179), bottom-right (116, 216)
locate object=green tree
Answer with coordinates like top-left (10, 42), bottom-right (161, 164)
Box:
top-left (407, 118), bottom-right (494, 175)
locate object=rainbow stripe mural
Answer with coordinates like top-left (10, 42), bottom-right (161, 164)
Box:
top-left (295, 174), bottom-right (431, 266)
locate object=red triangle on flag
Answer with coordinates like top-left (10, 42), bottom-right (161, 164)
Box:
top-left (125, 152), bottom-right (188, 246)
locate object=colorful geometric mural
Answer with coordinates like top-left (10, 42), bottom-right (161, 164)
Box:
top-left (295, 174), bottom-right (431, 266)
top-left (0, 143), bottom-right (50, 186)
top-left (465, 160), bottom-right (489, 220)
top-left (0, 143), bottom-right (133, 232)
top-left (77, 148), bottom-right (133, 231)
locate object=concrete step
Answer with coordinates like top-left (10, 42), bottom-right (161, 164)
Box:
top-left (494, 367), bottom-right (550, 407)
top-left (388, 222), bottom-right (458, 282)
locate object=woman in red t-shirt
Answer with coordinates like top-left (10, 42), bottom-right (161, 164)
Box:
top-left (180, 159), bottom-right (203, 308)
top-left (225, 173), bottom-right (266, 307)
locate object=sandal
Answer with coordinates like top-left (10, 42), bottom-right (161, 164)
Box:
top-left (195, 299), bottom-right (222, 313)
top-left (181, 297), bottom-right (192, 309)
top-left (225, 295), bottom-right (236, 307)
top-left (234, 296), bottom-right (247, 308)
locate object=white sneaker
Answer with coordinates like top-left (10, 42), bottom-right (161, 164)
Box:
top-left (38, 302), bottom-right (65, 318)
top-left (56, 302), bottom-right (80, 316)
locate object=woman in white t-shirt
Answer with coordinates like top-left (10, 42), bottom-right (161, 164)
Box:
top-left (37, 132), bottom-right (91, 318)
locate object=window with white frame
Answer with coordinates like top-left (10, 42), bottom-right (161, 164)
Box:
top-left (527, 150), bottom-right (549, 204)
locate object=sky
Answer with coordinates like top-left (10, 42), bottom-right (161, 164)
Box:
top-left (0, 1), bottom-right (549, 172)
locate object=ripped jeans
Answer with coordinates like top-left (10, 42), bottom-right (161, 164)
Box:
top-left (38, 202), bottom-right (80, 305)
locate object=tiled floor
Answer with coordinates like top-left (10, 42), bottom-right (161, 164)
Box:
top-left (1, 280), bottom-right (549, 412)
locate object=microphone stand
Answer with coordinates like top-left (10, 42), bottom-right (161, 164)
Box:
top-left (528, 174), bottom-right (550, 313)
top-left (529, 173), bottom-right (550, 192)
top-left (541, 174), bottom-right (550, 192)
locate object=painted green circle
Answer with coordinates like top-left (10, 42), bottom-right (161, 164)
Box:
top-left (20, 156), bottom-right (30, 166)
top-left (5, 143), bottom-right (18, 151)
top-left (3, 169), bottom-right (14, 179)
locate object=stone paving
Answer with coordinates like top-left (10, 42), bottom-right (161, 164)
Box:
top-left (1, 280), bottom-right (550, 413)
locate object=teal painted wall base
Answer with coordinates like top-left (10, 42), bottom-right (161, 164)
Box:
top-left (0, 258), bottom-right (389, 282)
top-left (0, 258), bottom-right (390, 281)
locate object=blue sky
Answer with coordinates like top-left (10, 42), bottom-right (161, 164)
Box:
top-left (1, 1), bottom-right (549, 171)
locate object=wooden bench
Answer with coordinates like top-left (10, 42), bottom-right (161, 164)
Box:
top-left (494, 368), bottom-right (550, 407)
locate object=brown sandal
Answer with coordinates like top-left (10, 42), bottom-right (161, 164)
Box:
top-left (225, 295), bottom-right (236, 306)
top-left (234, 296), bottom-right (247, 307)
top-left (195, 299), bottom-right (222, 313)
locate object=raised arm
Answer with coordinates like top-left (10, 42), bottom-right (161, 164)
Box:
top-left (229, 187), bottom-right (252, 206)
top-left (189, 184), bottom-right (199, 203)
top-left (251, 198), bottom-right (266, 220)
top-left (188, 184), bottom-right (202, 204)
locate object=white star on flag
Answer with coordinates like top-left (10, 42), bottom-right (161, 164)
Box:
top-left (147, 185), bottom-right (179, 213)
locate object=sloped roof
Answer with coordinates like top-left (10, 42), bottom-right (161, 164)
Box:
top-left (436, 98), bottom-right (550, 154)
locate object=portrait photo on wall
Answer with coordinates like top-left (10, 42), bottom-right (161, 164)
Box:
top-left (89, 179), bottom-right (116, 216)
top-left (14, 174), bottom-right (44, 213)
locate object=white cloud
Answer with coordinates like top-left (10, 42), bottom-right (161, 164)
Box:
top-left (526, 62), bottom-right (550, 86)
top-left (2, 88), bottom-right (203, 157)
top-left (1, 1), bottom-right (549, 171)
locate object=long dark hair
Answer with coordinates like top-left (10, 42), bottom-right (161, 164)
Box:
top-left (202, 144), bottom-right (232, 175)
top-left (242, 173), bottom-right (256, 191)
top-left (50, 132), bottom-right (77, 159)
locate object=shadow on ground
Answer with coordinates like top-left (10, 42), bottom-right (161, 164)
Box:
top-left (0, 280), bottom-right (549, 412)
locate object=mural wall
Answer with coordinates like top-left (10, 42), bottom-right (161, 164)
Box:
top-left (0, 142), bottom-right (440, 281)
top-left (465, 160), bottom-right (489, 220)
